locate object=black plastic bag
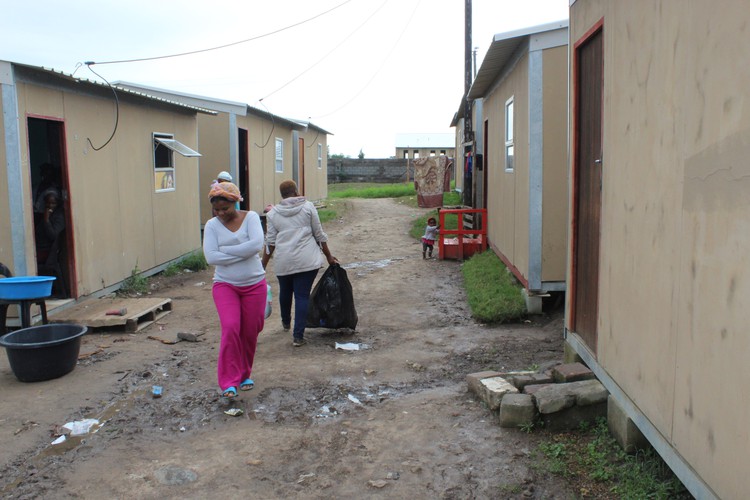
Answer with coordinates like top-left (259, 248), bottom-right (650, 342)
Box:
top-left (306, 264), bottom-right (358, 330)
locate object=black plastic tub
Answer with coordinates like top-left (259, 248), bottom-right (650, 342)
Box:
top-left (0, 324), bottom-right (87, 382)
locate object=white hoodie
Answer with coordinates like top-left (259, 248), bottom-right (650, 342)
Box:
top-left (265, 197), bottom-right (328, 276)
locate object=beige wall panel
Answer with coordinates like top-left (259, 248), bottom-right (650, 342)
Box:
top-left (0, 96), bottom-right (11, 271)
top-left (197, 113), bottom-right (230, 224)
top-left (15, 84), bottom-right (50, 261)
top-left (299, 131), bottom-right (327, 202)
top-left (541, 45), bottom-right (568, 282)
top-left (570, 1), bottom-right (750, 497)
top-left (485, 54), bottom-right (529, 278)
top-left (672, 3), bottom-right (750, 497)
top-left (0, 98), bottom-right (9, 258)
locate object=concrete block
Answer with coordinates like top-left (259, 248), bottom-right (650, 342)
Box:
top-left (563, 342), bottom-right (583, 364)
top-left (512, 373), bottom-right (554, 391)
top-left (532, 379), bottom-right (603, 414)
top-left (576, 380), bottom-right (608, 406)
top-left (540, 401), bottom-right (607, 431)
top-left (523, 383), bottom-right (554, 396)
top-left (479, 376), bottom-right (519, 410)
top-left (551, 362), bottom-right (594, 383)
top-left (498, 393), bottom-right (538, 428)
top-left (523, 289), bottom-right (543, 314)
top-left (466, 371), bottom-right (503, 398)
top-left (607, 395), bottom-right (649, 454)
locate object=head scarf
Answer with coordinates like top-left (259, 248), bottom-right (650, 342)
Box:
top-left (208, 181), bottom-right (243, 202)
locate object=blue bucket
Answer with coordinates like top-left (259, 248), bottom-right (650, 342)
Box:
top-left (0, 276), bottom-right (56, 300)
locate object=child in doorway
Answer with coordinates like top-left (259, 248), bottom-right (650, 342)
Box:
top-left (422, 217), bottom-right (439, 259)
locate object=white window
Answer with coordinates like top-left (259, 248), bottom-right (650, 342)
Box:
top-left (430, 150), bottom-right (436, 157)
top-left (317, 143), bottom-right (323, 169)
top-left (153, 132), bottom-right (201, 192)
top-left (505, 96), bottom-right (514, 172)
top-left (275, 138), bottom-right (284, 173)
top-left (414, 150), bottom-right (420, 159)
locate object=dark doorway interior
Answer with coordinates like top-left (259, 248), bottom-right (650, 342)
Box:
top-left (28, 117), bottom-right (74, 299)
top-left (238, 128), bottom-right (249, 211)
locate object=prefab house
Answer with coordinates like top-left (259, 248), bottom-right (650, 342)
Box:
top-left (0, 61), bottom-right (212, 299)
top-left (466, 21), bottom-right (569, 305)
top-left (566, 2), bottom-right (750, 498)
top-left (113, 83), bottom-right (330, 225)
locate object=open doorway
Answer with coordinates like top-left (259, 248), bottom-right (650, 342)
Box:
top-left (28, 117), bottom-right (75, 299)
top-left (238, 127), bottom-right (249, 211)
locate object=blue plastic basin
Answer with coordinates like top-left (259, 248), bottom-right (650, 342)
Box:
top-left (0, 276), bottom-right (56, 300)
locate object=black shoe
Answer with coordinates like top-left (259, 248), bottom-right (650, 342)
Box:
top-left (292, 338), bottom-right (307, 347)
top-left (282, 322), bottom-right (291, 331)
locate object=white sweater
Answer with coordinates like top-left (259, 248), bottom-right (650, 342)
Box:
top-left (265, 197), bottom-right (327, 276)
top-left (203, 211), bottom-right (266, 286)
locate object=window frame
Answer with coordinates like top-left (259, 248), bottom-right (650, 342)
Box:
top-left (505, 96), bottom-right (515, 172)
top-left (317, 143), bottom-right (323, 169)
top-left (275, 138), bottom-right (284, 173)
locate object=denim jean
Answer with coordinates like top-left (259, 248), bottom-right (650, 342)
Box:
top-left (277, 269), bottom-right (319, 339)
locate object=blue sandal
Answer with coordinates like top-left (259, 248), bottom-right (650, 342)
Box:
top-left (221, 386), bottom-right (238, 398)
top-left (240, 379), bottom-right (254, 391)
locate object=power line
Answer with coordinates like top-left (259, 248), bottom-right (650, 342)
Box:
top-left (260, 0), bottom-right (388, 102)
top-left (311, 0), bottom-right (423, 120)
top-left (85, 0), bottom-right (353, 66)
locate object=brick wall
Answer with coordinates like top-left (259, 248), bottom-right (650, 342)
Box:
top-left (327, 158), bottom-right (414, 184)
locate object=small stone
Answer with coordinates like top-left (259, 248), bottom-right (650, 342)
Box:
top-left (368, 479), bottom-right (388, 488)
top-left (386, 472), bottom-right (400, 480)
top-left (246, 459), bottom-right (262, 466)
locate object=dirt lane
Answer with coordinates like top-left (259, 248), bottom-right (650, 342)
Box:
top-left (0, 197), bottom-right (572, 499)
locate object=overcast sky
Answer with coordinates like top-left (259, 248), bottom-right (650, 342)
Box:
top-left (0, 0), bottom-right (568, 158)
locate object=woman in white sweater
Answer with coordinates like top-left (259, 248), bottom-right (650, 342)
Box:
top-left (203, 182), bottom-right (266, 398)
top-left (262, 180), bottom-right (337, 346)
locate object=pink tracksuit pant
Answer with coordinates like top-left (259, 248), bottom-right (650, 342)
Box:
top-left (212, 280), bottom-right (266, 391)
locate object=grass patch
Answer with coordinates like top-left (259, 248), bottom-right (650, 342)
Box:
top-left (162, 251), bottom-right (208, 277)
top-left (536, 419), bottom-right (691, 499)
top-left (118, 263), bottom-right (149, 296)
top-left (328, 182), bottom-right (417, 199)
top-left (461, 250), bottom-right (527, 323)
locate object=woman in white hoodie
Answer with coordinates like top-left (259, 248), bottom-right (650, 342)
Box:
top-left (262, 180), bottom-right (337, 346)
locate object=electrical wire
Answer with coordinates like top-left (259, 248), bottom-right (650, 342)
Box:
top-left (253, 100), bottom-right (275, 149)
top-left (259, 0), bottom-right (388, 102)
top-left (85, 0), bottom-right (353, 66)
top-left (311, 0), bottom-right (423, 120)
top-left (85, 64), bottom-right (119, 151)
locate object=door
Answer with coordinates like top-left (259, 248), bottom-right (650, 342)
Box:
top-left (27, 117), bottom-right (75, 298)
top-left (238, 128), bottom-right (249, 210)
top-left (572, 26), bottom-right (603, 352)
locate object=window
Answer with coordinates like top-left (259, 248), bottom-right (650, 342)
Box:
top-left (317, 143), bottom-right (323, 169)
top-left (153, 132), bottom-right (201, 192)
top-left (440, 150), bottom-right (446, 155)
top-left (505, 97), bottom-right (514, 172)
top-left (403, 151), bottom-right (409, 159)
top-left (413, 150), bottom-right (420, 159)
top-left (430, 150), bottom-right (436, 157)
top-left (275, 138), bottom-right (284, 173)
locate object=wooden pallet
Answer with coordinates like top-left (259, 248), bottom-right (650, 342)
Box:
top-left (49, 297), bottom-right (173, 333)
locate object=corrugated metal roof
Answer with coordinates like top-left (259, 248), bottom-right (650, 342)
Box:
top-left (8, 62), bottom-right (217, 115)
top-left (468, 20), bottom-right (568, 100)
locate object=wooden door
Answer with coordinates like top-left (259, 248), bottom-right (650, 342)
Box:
top-left (572, 26), bottom-right (603, 352)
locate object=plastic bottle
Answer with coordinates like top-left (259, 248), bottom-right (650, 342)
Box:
top-left (265, 284), bottom-right (272, 318)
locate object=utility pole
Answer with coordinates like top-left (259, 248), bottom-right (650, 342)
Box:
top-left (462, 0), bottom-right (473, 207)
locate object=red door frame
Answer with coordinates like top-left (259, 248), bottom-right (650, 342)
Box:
top-left (26, 113), bottom-right (77, 298)
top-left (569, 18), bottom-right (604, 335)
